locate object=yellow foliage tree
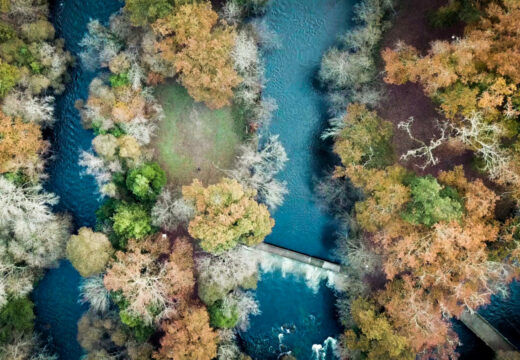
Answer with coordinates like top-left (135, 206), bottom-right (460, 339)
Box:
top-left (182, 178), bottom-right (274, 253)
top-left (344, 297), bottom-right (414, 360)
top-left (66, 227), bottom-right (114, 277)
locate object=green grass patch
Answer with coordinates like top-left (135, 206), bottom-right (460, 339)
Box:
top-left (154, 82), bottom-right (247, 186)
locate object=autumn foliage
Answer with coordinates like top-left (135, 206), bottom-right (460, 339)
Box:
top-left (343, 297), bottom-right (414, 360)
top-left (331, 98), bottom-right (517, 356)
top-left (66, 227), bottom-right (113, 277)
top-left (340, 159), bottom-right (510, 355)
top-left (333, 103), bottom-right (394, 170)
top-left (0, 111), bottom-right (47, 177)
top-left (152, 2), bottom-right (241, 109)
top-left (182, 178), bottom-right (274, 253)
top-left (104, 235), bottom-right (195, 325)
top-left (382, 1), bottom-right (520, 198)
top-left (154, 305), bottom-right (218, 360)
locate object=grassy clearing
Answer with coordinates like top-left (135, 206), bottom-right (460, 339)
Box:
top-left (154, 81), bottom-right (247, 187)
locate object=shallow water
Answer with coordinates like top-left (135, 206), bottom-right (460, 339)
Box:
top-left (34, 0), bottom-right (519, 359)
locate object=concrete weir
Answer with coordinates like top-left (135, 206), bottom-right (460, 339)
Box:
top-left (250, 243), bottom-right (520, 356)
top-left (461, 310), bottom-right (519, 354)
top-left (251, 242), bottom-right (348, 275)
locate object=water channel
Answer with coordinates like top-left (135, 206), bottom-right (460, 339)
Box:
top-left (33, 0), bottom-right (518, 359)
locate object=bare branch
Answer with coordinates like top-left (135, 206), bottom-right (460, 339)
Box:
top-left (398, 117), bottom-right (448, 170)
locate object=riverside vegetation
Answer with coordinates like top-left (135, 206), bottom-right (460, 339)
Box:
top-left (62, 0), bottom-right (289, 359)
top-left (0, 0), bottom-right (73, 358)
top-left (318, 0), bottom-right (520, 359)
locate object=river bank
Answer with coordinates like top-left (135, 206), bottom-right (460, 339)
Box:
top-left (34, 0), bottom-right (122, 358)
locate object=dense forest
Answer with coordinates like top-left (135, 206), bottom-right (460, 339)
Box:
top-left (319, 0), bottom-right (520, 359)
top-left (1, 0), bottom-right (520, 359)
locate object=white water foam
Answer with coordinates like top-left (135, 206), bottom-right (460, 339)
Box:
top-left (311, 337), bottom-right (338, 360)
top-left (250, 248), bottom-right (348, 292)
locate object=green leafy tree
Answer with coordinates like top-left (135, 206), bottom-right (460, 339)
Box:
top-left (182, 178), bottom-right (274, 254)
top-left (118, 309), bottom-right (155, 342)
top-left (111, 201), bottom-right (154, 247)
top-left (208, 300), bottom-right (239, 328)
top-left (0, 297), bottom-right (34, 343)
top-left (333, 103), bottom-right (394, 169)
top-left (0, 60), bottom-right (19, 97)
top-left (401, 175), bottom-right (463, 227)
top-left (124, 0), bottom-right (173, 26)
top-left (109, 72), bottom-right (130, 88)
top-left (0, 22), bottom-right (15, 42)
top-left (126, 162), bottom-right (166, 202)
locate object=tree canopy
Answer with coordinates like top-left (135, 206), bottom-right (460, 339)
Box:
top-left (155, 305), bottom-right (218, 360)
top-left (401, 175), bottom-right (464, 227)
top-left (182, 178), bottom-right (274, 253)
top-left (0, 111), bottom-right (47, 177)
top-left (126, 162), bottom-right (166, 202)
top-left (152, 2), bottom-right (241, 109)
top-left (66, 227), bottom-right (114, 277)
top-left (333, 103), bottom-right (394, 169)
top-left (343, 297), bottom-right (414, 360)
top-left (110, 201), bottom-right (155, 246)
top-left (125, 0), bottom-right (173, 26)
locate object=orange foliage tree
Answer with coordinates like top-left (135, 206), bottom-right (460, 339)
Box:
top-left (104, 235), bottom-right (195, 325)
top-left (382, 2), bottom-right (520, 124)
top-left (154, 305), bottom-right (218, 360)
top-left (0, 111), bottom-right (47, 177)
top-left (152, 2), bottom-right (241, 109)
top-left (377, 277), bottom-right (458, 359)
top-left (340, 164), bottom-right (412, 237)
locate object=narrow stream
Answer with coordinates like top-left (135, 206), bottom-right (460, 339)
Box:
top-left (34, 0), bottom-right (122, 358)
top-left (33, 0), bottom-right (519, 359)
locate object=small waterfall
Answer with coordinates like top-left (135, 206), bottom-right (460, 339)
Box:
top-left (311, 337), bottom-right (338, 360)
top-left (250, 248), bottom-right (348, 292)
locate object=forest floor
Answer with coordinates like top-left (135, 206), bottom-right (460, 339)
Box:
top-left (377, 0), bottom-right (515, 216)
top-left (153, 82), bottom-right (247, 187)
top-left (376, 0), bottom-right (471, 178)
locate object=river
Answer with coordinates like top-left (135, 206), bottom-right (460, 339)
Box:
top-left (34, 0), bottom-right (517, 359)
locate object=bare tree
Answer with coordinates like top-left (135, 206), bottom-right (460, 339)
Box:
top-left (2, 91), bottom-right (55, 126)
top-left (216, 329), bottom-right (242, 360)
top-left (398, 117), bottom-right (449, 170)
top-left (452, 112), bottom-right (516, 181)
top-left (232, 30), bottom-right (259, 74)
top-left (78, 151), bottom-right (113, 194)
top-left (0, 177), bottom-right (71, 305)
top-left (79, 276), bottom-right (111, 314)
top-left (225, 135), bottom-right (288, 209)
top-left (151, 189), bottom-right (195, 231)
top-left (121, 116), bottom-right (158, 146)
